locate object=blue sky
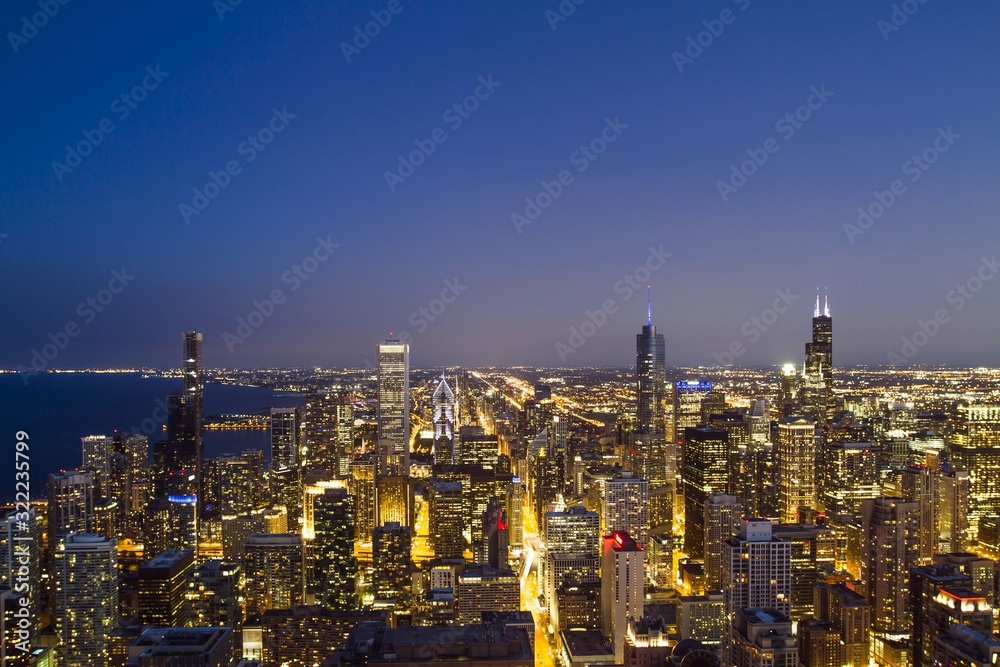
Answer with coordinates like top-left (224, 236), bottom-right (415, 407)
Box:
top-left (2, 1), bottom-right (999, 369)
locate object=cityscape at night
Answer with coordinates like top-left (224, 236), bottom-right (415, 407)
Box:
top-left (3, 2), bottom-right (1000, 667)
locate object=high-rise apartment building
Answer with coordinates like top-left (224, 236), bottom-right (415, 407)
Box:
top-left (53, 534), bottom-right (118, 667)
top-left (270, 408), bottom-right (301, 471)
top-left (601, 472), bottom-right (649, 549)
top-left (861, 497), bottom-right (921, 634)
top-left (601, 531), bottom-right (644, 664)
top-left (244, 533), bottom-right (305, 616)
top-left (312, 487), bottom-right (357, 610)
top-left (705, 494), bottom-right (742, 590)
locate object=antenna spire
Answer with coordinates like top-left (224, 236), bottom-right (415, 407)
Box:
top-left (814, 288), bottom-right (820, 318)
top-left (824, 287), bottom-right (830, 317)
top-left (647, 286), bottom-right (652, 326)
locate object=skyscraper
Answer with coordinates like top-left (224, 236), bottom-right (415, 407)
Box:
top-left (376, 340), bottom-right (410, 474)
top-left (861, 497), bottom-right (921, 634)
top-left (674, 380), bottom-right (712, 444)
top-left (723, 519), bottom-right (792, 667)
top-left (777, 415), bottom-right (817, 523)
top-left (47, 470), bottom-right (94, 551)
top-left (53, 534), bottom-right (118, 667)
top-left (429, 480), bottom-right (465, 559)
top-left (722, 519), bottom-right (792, 619)
top-left (244, 533), bottom-right (305, 616)
top-left (601, 531), bottom-right (644, 664)
top-left (312, 487), bottom-right (357, 610)
top-left (801, 291), bottom-right (833, 424)
top-left (138, 549), bottom-right (195, 627)
top-left (704, 494), bottom-right (742, 590)
top-left (302, 390), bottom-right (337, 472)
top-left (183, 332), bottom-right (205, 510)
top-left (81, 436), bottom-right (112, 499)
top-left (601, 472), bottom-right (649, 549)
top-left (683, 426), bottom-right (730, 556)
top-left (636, 287), bottom-right (666, 435)
top-left (372, 522), bottom-right (412, 604)
top-left (433, 375), bottom-right (457, 465)
top-left (270, 408), bottom-right (301, 470)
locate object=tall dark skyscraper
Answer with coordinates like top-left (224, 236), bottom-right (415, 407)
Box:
top-left (802, 291), bottom-right (833, 423)
top-left (636, 288), bottom-right (666, 435)
top-left (182, 332), bottom-right (206, 516)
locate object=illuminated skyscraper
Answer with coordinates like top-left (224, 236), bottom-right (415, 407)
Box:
top-left (456, 564), bottom-right (519, 624)
top-left (813, 582), bottom-right (870, 667)
top-left (81, 435), bottom-right (112, 499)
top-left (704, 494), bottom-right (742, 590)
top-left (313, 487), bottom-right (357, 610)
top-left (433, 375), bottom-right (457, 465)
top-left (601, 531), bottom-right (644, 664)
top-left (186, 559), bottom-right (243, 632)
top-left (674, 381), bottom-right (712, 444)
top-left (860, 497), bottom-right (921, 634)
top-left (723, 519), bottom-right (792, 618)
top-left (480, 495), bottom-right (509, 568)
top-left (270, 408), bottom-right (301, 470)
top-left (244, 533), bottom-right (305, 616)
top-left (138, 549), bottom-right (195, 627)
top-left (778, 416), bottom-right (817, 523)
top-left (723, 519), bottom-right (792, 666)
top-left (949, 403), bottom-right (1000, 541)
top-left (183, 332), bottom-right (205, 512)
top-left (601, 472), bottom-right (649, 549)
top-left (376, 340), bottom-right (410, 474)
top-left (53, 533), bottom-right (118, 667)
top-left (303, 390), bottom-right (337, 472)
top-left (801, 291), bottom-right (833, 424)
top-left (349, 455), bottom-right (376, 544)
top-left (910, 563), bottom-right (991, 667)
top-left (0, 508), bottom-right (42, 644)
top-left (372, 522), bottom-right (412, 604)
top-left (47, 470), bottom-right (94, 550)
top-left (636, 288), bottom-right (666, 435)
top-left (683, 426), bottom-right (729, 556)
top-left (429, 480), bottom-right (465, 559)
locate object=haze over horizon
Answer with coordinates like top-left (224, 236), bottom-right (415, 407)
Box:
top-left (4, 2), bottom-right (999, 370)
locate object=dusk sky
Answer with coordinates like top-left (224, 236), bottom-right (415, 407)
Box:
top-left (3, 1), bottom-right (999, 370)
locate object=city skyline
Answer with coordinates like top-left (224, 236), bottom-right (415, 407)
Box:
top-left (3, 3), bottom-right (1000, 369)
